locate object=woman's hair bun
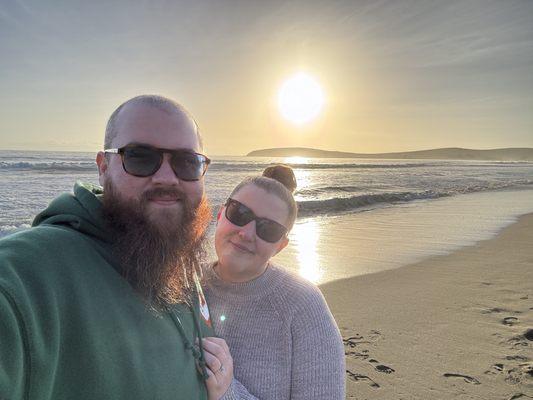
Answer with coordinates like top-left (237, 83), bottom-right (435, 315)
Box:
top-left (262, 164), bottom-right (297, 193)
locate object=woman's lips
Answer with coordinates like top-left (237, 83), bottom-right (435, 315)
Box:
top-left (230, 241), bottom-right (253, 254)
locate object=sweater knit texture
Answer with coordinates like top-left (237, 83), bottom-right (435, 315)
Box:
top-left (203, 264), bottom-right (345, 400)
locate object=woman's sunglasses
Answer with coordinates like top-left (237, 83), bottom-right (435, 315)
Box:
top-left (104, 144), bottom-right (210, 181)
top-left (224, 198), bottom-right (288, 243)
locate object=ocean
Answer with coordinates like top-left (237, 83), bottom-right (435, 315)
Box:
top-left (1, 150), bottom-right (533, 283)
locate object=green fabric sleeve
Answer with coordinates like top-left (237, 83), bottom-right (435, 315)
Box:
top-left (0, 287), bottom-right (29, 400)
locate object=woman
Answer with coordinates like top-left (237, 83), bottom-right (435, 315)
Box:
top-left (200, 165), bottom-right (345, 400)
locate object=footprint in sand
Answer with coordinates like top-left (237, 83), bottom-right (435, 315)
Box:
top-left (343, 336), bottom-right (372, 348)
top-left (482, 307), bottom-right (509, 314)
top-left (375, 364), bottom-right (395, 374)
top-left (508, 393), bottom-right (533, 400)
top-left (484, 363), bottom-right (504, 375)
top-left (443, 373), bottom-right (481, 384)
top-left (344, 349), bottom-right (369, 360)
top-left (507, 329), bottom-right (533, 349)
top-left (368, 330), bottom-right (381, 340)
top-left (504, 362), bottom-right (533, 384)
top-left (343, 333), bottom-right (363, 341)
top-left (346, 370), bottom-right (380, 388)
top-left (508, 338), bottom-right (529, 348)
top-left (506, 355), bottom-right (530, 362)
top-left (503, 317), bottom-right (520, 326)
top-left (524, 364), bottom-right (533, 378)
top-left (343, 331), bottom-right (380, 344)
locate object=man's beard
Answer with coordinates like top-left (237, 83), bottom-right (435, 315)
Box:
top-left (101, 180), bottom-right (211, 309)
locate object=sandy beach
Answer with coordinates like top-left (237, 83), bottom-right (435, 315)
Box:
top-left (321, 213), bottom-right (533, 400)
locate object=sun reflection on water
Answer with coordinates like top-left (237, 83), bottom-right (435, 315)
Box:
top-left (293, 169), bottom-right (312, 199)
top-left (283, 156), bottom-right (309, 164)
top-left (290, 220), bottom-right (322, 283)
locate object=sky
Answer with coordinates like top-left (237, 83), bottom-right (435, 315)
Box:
top-left (1, 0), bottom-right (532, 155)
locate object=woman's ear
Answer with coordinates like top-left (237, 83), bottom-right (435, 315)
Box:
top-left (274, 236), bottom-right (289, 256)
top-left (216, 207), bottom-right (223, 222)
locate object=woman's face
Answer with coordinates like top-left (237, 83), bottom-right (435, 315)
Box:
top-left (214, 184), bottom-right (290, 282)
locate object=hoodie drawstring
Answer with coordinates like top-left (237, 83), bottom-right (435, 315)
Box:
top-left (168, 296), bottom-right (209, 381)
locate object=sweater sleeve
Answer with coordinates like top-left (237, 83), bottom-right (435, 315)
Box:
top-left (219, 378), bottom-right (260, 400)
top-left (289, 287), bottom-right (346, 400)
top-left (0, 287), bottom-right (29, 400)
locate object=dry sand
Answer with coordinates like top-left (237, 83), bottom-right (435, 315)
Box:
top-left (321, 213), bottom-right (533, 400)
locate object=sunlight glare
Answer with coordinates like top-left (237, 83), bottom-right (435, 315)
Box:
top-left (278, 73), bottom-right (324, 124)
top-left (291, 220), bottom-right (323, 283)
top-left (283, 156), bottom-right (309, 164)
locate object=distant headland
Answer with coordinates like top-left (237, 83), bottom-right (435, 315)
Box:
top-left (246, 147), bottom-right (533, 161)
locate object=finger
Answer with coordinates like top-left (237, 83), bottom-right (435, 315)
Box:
top-left (204, 366), bottom-right (215, 379)
top-left (202, 338), bottom-right (227, 360)
top-left (204, 337), bottom-right (231, 353)
top-left (203, 348), bottom-right (223, 373)
top-left (202, 342), bottom-right (224, 361)
top-left (203, 338), bottom-right (234, 371)
top-left (204, 367), bottom-right (219, 390)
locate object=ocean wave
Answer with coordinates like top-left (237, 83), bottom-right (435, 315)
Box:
top-left (0, 159), bottom-right (440, 173)
top-left (297, 186), bottom-right (366, 195)
top-left (297, 180), bottom-right (533, 217)
top-left (297, 179), bottom-right (533, 198)
top-left (297, 191), bottom-right (443, 216)
top-left (209, 161), bottom-right (434, 172)
top-left (0, 161), bottom-right (97, 172)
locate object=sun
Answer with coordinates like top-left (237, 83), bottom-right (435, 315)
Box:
top-left (277, 72), bottom-right (324, 124)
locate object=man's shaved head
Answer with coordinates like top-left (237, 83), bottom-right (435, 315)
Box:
top-left (104, 95), bottom-right (203, 150)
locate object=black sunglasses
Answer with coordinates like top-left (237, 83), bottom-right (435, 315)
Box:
top-left (224, 198), bottom-right (288, 243)
top-left (104, 144), bottom-right (210, 181)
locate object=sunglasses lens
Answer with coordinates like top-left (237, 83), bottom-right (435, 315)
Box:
top-left (256, 220), bottom-right (287, 243)
top-left (225, 200), bottom-right (253, 226)
top-left (171, 152), bottom-right (207, 181)
top-left (123, 146), bottom-right (161, 177)
top-left (121, 146), bottom-right (208, 180)
top-left (225, 199), bottom-right (287, 243)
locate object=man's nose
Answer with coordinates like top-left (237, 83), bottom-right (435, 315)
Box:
top-left (151, 154), bottom-right (179, 185)
top-left (237, 220), bottom-right (256, 241)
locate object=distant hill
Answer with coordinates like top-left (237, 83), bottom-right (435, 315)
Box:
top-left (246, 147), bottom-right (533, 161)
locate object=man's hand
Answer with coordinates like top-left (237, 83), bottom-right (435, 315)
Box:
top-left (202, 337), bottom-right (234, 400)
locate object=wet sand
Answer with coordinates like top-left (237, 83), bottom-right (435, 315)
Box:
top-left (321, 213), bottom-right (533, 399)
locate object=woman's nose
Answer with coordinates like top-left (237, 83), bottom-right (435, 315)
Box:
top-left (237, 220), bottom-right (256, 241)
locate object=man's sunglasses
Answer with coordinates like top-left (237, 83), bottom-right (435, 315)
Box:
top-left (224, 198), bottom-right (288, 243)
top-left (104, 145), bottom-right (210, 181)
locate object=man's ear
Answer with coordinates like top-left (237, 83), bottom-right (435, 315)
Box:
top-left (216, 207), bottom-right (223, 225)
top-left (96, 152), bottom-right (107, 186)
top-left (274, 236), bottom-right (289, 256)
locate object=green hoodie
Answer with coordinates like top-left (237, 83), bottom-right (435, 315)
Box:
top-left (0, 182), bottom-right (212, 400)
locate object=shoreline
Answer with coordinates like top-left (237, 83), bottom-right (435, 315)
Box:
top-left (276, 189), bottom-right (533, 285)
top-left (320, 212), bottom-right (533, 399)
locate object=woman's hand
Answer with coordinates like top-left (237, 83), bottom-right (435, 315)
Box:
top-left (202, 337), bottom-right (234, 400)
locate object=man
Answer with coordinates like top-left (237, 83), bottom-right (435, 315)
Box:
top-left (0, 95), bottom-right (214, 399)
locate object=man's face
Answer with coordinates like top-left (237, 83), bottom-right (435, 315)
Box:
top-left (97, 103), bottom-right (205, 230)
top-left (96, 103), bottom-right (210, 307)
